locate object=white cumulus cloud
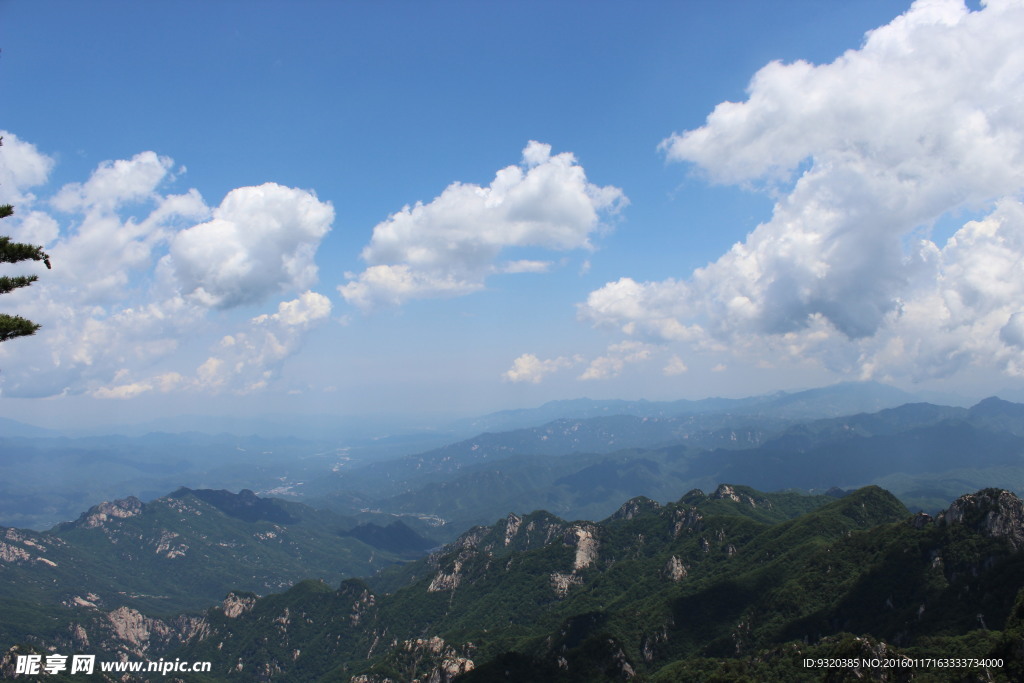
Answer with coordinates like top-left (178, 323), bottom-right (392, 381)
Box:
top-left (340, 141), bottom-right (626, 309)
top-left (0, 137), bottom-right (335, 399)
top-left (503, 352), bottom-right (580, 384)
top-left (0, 131), bottom-right (54, 207)
top-left (168, 183), bottom-right (334, 309)
top-left (579, 341), bottom-right (655, 381)
top-left (581, 0), bottom-right (1024, 383)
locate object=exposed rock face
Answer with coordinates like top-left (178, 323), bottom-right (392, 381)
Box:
top-left (154, 530), bottom-right (188, 558)
top-left (671, 507), bottom-right (704, 537)
top-left (503, 513), bottom-right (521, 546)
top-left (106, 607), bottom-right (154, 651)
top-left (0, 540), bottom-right (30, 563)
top-left (455, 527), bottom-right (489, 551)
top-left (938, 489), bottom-right (1024, 550)
top-left (428, 559), bottom-right (463, 592)
top-left (78, 497), bottom-right (144, 529)
top-left (612, 497), bottom-right (661, 521)
top-left (711, 484), bottom-right (768, 509)
top-left (0, 528), bottom-right (62, 566)
top-left (566, 524), bottom-right (599, 570)
top-left (222, 592), bottom-right (258, 618)
top-left (352, 636), bottom-right (474, 683)
top-left (350, 588), bottom-right (376, 627)
top-left (663, 555), bottom-right (687, 581)
top-left (550, 571), bottom-right (584, 597)
top-left (65, 607), bottom-right (209, 660)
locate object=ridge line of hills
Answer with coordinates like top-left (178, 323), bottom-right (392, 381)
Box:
top-left (5, 482), bottom-right (1022, 681)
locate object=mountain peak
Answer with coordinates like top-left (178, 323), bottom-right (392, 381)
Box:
top-left (168, 487), bottom-right (298, 525)
top-left (74, 497), bottom-right (144, 529)
top-left (938, 488), bottom-right (1024, 550)
top-left (710, 484), bottom-right (762, 507)
top-left (610, 496), bottom-right (661, 521)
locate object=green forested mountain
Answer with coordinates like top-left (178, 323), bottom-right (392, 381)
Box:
top-left (0, 488), bottom-right (427, 653)
top-left (151, 484), bottom-right (1024, 682)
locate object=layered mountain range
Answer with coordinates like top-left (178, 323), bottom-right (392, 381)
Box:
top-left (3, 384), bottom-right (1024, 680)
top-left (6, 484), bottom-right (1021, 681)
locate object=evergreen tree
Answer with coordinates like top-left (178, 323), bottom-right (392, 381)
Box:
top-left (0, 137), bottom-right (51, 343)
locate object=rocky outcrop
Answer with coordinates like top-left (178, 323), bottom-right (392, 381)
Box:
top-left (663, 555), bottom-right (687, 581)
top-left (0, 528), bottom-right (63, 566)
top-left (77, 496), bottom-right (144, 529)
top-left (154, 530), bottom-right (188, 558)
top-left (351, 636), bottom-right (474, 683)
top-left (938, 488), bottom-right (1024, 550)
top-left (612, 496), bottom-right (661, 521)
top-left (502, 513), bottom-right (521, 546)
top-left (550, 571), bottom-right (584, 597)
top-left (63, 607), bottom-right (209, 660)
top-left (0, 539), bottom-right (30, 563)
top-left (711, 484), bottom-right (768, 509)
top-left (427, 559), bottom-right (464, 592)
top-left (222, 592), bottom-right (258, 618)
top-left (670, 506), bottom-right (704, 537)
top-left (566, 524), bottom-right (599, 570)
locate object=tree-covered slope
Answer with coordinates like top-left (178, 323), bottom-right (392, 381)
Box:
top-left (165, 483), bottom-right (1024, 682)
top-left (0, 488), bottom-right (410, 652)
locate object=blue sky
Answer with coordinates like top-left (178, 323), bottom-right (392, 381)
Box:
top-left (2, 0), bottom-right (1023, 429)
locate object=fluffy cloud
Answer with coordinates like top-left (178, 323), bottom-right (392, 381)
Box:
top-left (168, 183), bottom-right (334, 309)
top-left (663, 355), bottom-right (688, 376)
top-left (503, 353), bottom-right (580, 384)
top-left (0, 131), bottom-right (54, 207)
top-left (52, 152), bottom-right (175, 213)
top-left (190, 291), bottom-right (333, 394)
top-left (579, 341), bottom-right (655, 380)
top-left (0, 136), bottom-right (334, 398)
top-left (582, 0), bottom-right (1024, 383)
top-left (340, 141), bottom-right (626, 309)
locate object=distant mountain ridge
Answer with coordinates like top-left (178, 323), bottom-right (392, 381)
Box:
top-left (306, 394), bottom-right (1024, 539)
top-left (454, 381), bottom-right (921, 434)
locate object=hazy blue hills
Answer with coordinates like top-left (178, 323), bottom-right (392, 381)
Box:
top-left (303, 383), bottom-right (926, 508)
top-left (0, 429), bottom-right (422, 529)
top-left (0, 416), bottom-right (59, 438)
top-left (304, 395), bottom-right (1024, 541)
top-left (0, 381), bottom-right (946, 531)
top-left (453, 381), bottom-right (920, 434)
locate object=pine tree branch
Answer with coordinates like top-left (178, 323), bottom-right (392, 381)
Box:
top-left (0, 314), bottom-right (41, 342)
top-left (0, 275), bottom-right (39, 295)
top-left (0, 236), bottom-right (51, 268)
